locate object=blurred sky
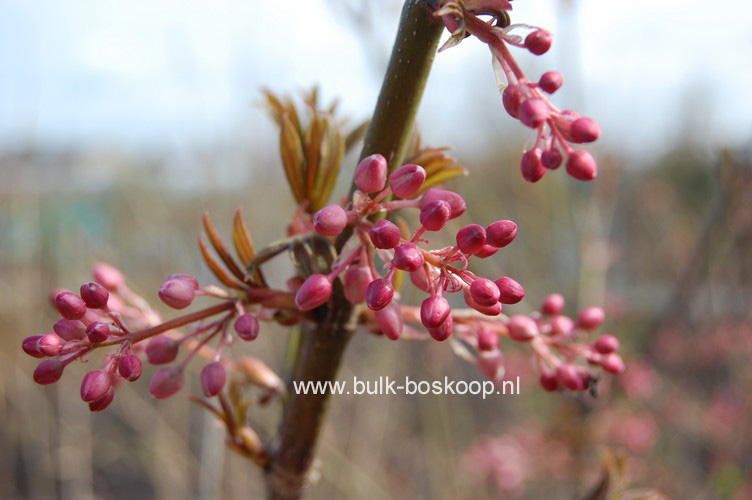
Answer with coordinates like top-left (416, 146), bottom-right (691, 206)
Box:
top-left (1, 0), bottom-right (751, 164)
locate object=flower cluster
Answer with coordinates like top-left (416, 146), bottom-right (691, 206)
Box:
top-left (304, 154), bottom-right (622, 388)
top-left (302, 153), bottom-right (523, 341)
top-left (436, 0), bottom-right (601, 182)
top-left (22, 259), bottom-right (282, 424)
top-left (22, 149), bottom-right (622, 416)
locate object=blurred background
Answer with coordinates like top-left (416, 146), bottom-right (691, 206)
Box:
top-left (1, 0), bottom-right (751, 498)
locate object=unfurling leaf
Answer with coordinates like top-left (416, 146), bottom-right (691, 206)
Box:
top-left (404, 134), bottom-right (468, 194)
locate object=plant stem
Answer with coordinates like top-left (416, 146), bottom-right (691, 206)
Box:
top-left (264, 2), bottom-right (443, 499)
top-left (98, 301), bottom-right (235, 347)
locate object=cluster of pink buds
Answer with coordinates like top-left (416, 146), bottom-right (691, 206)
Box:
top-left (435, 1), bottom-right (601, 182)
top-left (22, 260), bottom-right (281, 411)
top-left (447, 293), bottom-right (624, 392)
top-left (301, 153), bottom-right (526, 343)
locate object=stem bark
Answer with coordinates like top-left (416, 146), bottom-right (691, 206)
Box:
top-left (264, 2), bottom-right (443, 498)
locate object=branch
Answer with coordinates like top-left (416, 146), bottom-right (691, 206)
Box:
top-left (264, 2), bottom-right (443, 498)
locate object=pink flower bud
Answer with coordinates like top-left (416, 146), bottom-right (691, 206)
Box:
top-left (420, 295), bottom-right (451, 329)
top-left (80, 369), bottom-right (112, 402)
top-left (470, 279), bottom-right (500, 307)
top-left (22, 335), bottom-right (45, 358)
top-left (419, 188), bottom-right (466, 219)
top-left (525, 29), bottom-right (552, 55)
top-left (343, 265), bottom-right (372, 304)
top-left (55, 292), bottom-right (87, 320)
top-left (419, 200), bottom-right (451, 231)
top-left (149, 367), bottom-right (185, 399)
top-left (456, 224), bottom-right (486, 255)
top-left (594, 334), bottom-right (619, 354)
top-left (158, 279), bottom-right (195, 309)
top-left (477, 350), bottom-right (503, 380)
top-left (550, 315), bottom-right (574, 336)
top-left (313, 204), bottom-right (348, 236)
top-left (375, 301), bottom-right (403, 340)
top-left (570, 117), bottom-right (601, 143)
top-left (369, 219), bottom-right (401, 249)
top-left (79, 281), bottom-right (109, 309)
top-left (234, 313), bottom-right (260, 341)
top-left (295, 274), bottom-right (333, 311)
top-left (93, 262), bottom-right (124, 291)
top-left (53, 319), bottom-right (85, 341)
top-left (428, 314), bottom-right (453, 342)
top-left (86, 322), bottom-right (111, 343)
top-left (565, 150), bottom-right (597, 181)
top-left (88, 387), bottom-right (115, 412)
top-left (474, 244), bottom-right (499, 258)
top-left (539, 71), bottom-right (563, 93)
top-left (556, 363), bottom-right (583, 391)
top-left (33, 359), bottom-right (65, 385)
top-left (507, 315), bottom-right (537, 341)
top-left (520, 149), bottom-right (545, 183)
top-left (541, 293), bottom-right (565, 315)
top-left (393, 243), bottom-right (424, 272)
top-left (366, 279), bottom-right (394, 311)
top-left (518, 98), bottom-right (549, 129)
top-left (409, 269), bottom-right (433, 293)
top-left (389, 163), bottom-right (426, 199)
top-left (495, 276), bottom-right (525, 304)
top-left (463, 287), bottom-right (501, 316)
top-left (167, 273), bottom-right (199, 290)
top-left (37, 333), bottom-right (64, 356)
top-left (118, 355), bottom-right (142, 381)
top-left (539, 371), bottom-right (559, 392)
top-left (200, 361), bottom-right (226, 397)
top-left (464, 288), bottom-right (503, 316)
top-left (502, 84), bottom-right (524, 118)
top-left (354, 154), bottom-right (387, 194)
top-left (601, 353), bottom-right (625, 374)
top-left (477, 330), bottom-right (499, 351)
top-left (541, 147), bottom-right (563, 170)
top-left (146, 335), bottom-right (179, 365)
top-left (485, 220), bottom-right (517, 248)
top-left (577, 306), bottom-right (605, 330)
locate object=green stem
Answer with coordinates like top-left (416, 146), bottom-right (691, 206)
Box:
top-left (264, 2), bottom-right (443, 499)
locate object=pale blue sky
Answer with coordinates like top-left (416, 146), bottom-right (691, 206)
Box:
top-left (1, 0), bottom-right (751, 162)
